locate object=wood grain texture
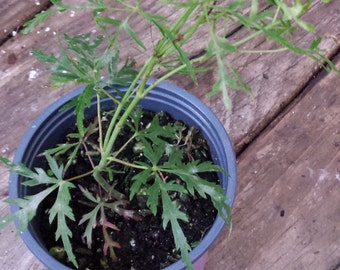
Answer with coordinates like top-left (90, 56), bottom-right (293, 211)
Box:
top-left (0, 0), bottom-right (339, 269)
top-left (205, 53), bottom-right (340, 270)
top-left (0, 0), bottom-right (51, 44)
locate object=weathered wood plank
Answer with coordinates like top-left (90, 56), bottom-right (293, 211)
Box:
top-left (0, 0), bottom-right (51, 44)
top-left (205, 53), bottom-right (340, 270)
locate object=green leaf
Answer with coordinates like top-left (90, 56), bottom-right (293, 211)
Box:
top-left (75, 84), bottom-right (95, 137)
top-left (0, 155), bottom-right (77, 265)
top-left (161, 185), bottom-right (188, 225)
top-left (152, 19), bottom-right (197, 83)
top-left (1, 185), bottom-right (57, 234)
top-left (101, 47), bottom-right (138, 86)
top-left (146, 180), bottom-right (161, 215)
top-left (310, 37), bottom-right (322, 50)
top-left (141, 139), bottom-right (165, 166)
top-left (45, 154), bottom-right (64, 180)
top-left (138, 9), bottom-right (167, 22)
top-left (205, 33), bottom-right (250, 108)
top-left (122, 20), bottom-right (146, 50)
top-left (130, 168), bottom-right (153, 200)
top-left (136, 113), bottom-right (181, 146)
top-left (207, 58), bottom-right (234, 108)
top-left (160, 160), bottom-right (231, 223)
top-left (160, 185), bottom-right (192, 270)
top-left (79, 185), bottom-right (100, 204)
top-left (49, 180), bottom-right (77, 267)
top-left (32, 50), bottom-right (58, 63)
top-left (79, 204), bottom-right (101, 248)
top-left (22, 10), bottom-right (57, 34)
top-left (250, 0), bottom-right (259, 18)
top-left (275, 0), bottom-right (315, 32)
top-left (0, 156), bottom-right (58, 186)
top-left (95, 16), bottom-right (122, 27)
top-left (207, 36), bottom-right (238, 56)
top-left (51, 0), bottom-right (70, 12)
top-left (44, 142), bottom-right (79, 156)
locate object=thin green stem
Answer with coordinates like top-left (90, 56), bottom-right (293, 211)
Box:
top-left (102, 56), bottom-right (156, 152)
top-left (238, 47), bottom-right (288, 54)
top-left (112, 133), bottom-right (138, 158)
top-left (96, 94), bottom-right (103, 153)
top-left (107, 157), bottom-right (147, 170)
top-left (65, 169), bottom-right (94, 182)
top-left (144, 52), bottom-right (207, 96)
top-left (232, 30), bottom-right (263, 47)
top-left (272, 4), bottom-right (281, 24)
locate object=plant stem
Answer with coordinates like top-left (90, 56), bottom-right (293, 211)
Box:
top-left (112, 133), bottom-right (137, 158)
top-left (108, 157), bottom-right (147, 170)
top-left (97, 94), bottom-right (103, 153)
top-left (94, 56), bottom-right (159, 188)
top-left (66, 169), bottom-right (94, 182)
top-left (238, 47), bottom-right (288, 54)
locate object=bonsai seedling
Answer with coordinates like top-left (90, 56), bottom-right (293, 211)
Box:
top-left (0, 0), bottom-right (336, 269)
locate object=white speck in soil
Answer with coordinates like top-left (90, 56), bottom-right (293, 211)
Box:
top-left (70, 10), bottom-right (76, 17)
top-left (35, 1), bottom-right (40, 5)
top-left (130, 239), bottom-right (136, 247)
top-left (45, 27), bottom-right (50, 32)
top-left (12, 31), bottom-right (17, 37)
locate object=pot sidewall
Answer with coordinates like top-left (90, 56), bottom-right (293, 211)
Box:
top-left (9, 80), bottom-right (237, 270)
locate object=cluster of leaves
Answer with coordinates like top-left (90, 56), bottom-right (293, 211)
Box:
top-left (1, 0), bottom-right (337, 269)
top-left (23, 0), bottom-right (337, 107)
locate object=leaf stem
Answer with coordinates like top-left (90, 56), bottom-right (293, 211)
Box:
top-left (238, 47), bottom-right (288, 54)
top-left (65, 170), bottom-right (94, 182)
top-left (108, 157), bottom-right (147, 170)
top-left (97, 94), bottom-right (103, 153)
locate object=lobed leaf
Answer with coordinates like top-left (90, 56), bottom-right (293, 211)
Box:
top-left (1, 184), bottom-right (57, 234)
top-left (130, 168), bottom-right (153, 200)
top-left (49, 180), bottom-right (77, 267)
top-left (160, 185), bottom-right (192, 270)
top-left (79, 204), bottom-right (101, 248)
top-left (75, 84), bottom-right (95, 137)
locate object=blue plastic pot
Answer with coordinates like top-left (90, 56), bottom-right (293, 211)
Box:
top-left (9, 80), bottom-right (237, 270)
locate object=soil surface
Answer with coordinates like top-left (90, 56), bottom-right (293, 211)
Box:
top-left (38, 109), bottom-right (219, 270)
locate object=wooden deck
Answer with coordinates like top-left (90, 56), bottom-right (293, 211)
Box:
top-left (0, 1), bottom-right (339, 269)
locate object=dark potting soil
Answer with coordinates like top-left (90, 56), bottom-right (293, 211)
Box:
top-left (38, 109), bottom-right (219, 270)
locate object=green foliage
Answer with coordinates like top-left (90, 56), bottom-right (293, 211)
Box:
top-left (128, 117), bottom-right (230, 269)
top-left (1, 0), bottom-right (338, 269)
top-left (0, 155), bottom-right (78, 267)
top-left (22, 10), bottom-right (57, 34)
